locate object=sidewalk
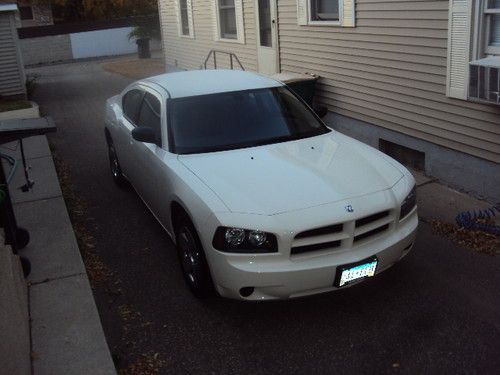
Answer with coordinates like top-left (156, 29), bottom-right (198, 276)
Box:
top-left (412, 168), bottom-right (497, 224)
top-left (0, 135), bottom-right (116, 375)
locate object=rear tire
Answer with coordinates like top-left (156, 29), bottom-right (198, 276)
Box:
top-left (175, 215), bottom-right (213, 298)
top-left (107, 139), bottom-right (127, 187)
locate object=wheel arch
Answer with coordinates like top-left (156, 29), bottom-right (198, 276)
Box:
top-left (170, 200), bottom-right (196, 238)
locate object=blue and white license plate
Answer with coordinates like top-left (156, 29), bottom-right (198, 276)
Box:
top-left (335, 257), bottom-right (378, 287)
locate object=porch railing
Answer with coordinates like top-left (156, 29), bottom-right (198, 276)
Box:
top-left (202, 50), bottom-right (245, 71)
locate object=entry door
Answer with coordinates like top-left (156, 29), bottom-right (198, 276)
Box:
top-left (256, 0), bottom-right (279, 75)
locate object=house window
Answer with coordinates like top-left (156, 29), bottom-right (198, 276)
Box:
top-left (213, 0), bottom-right (244, 43)
top-left (19, 6), bottom-right (34, 20)
top-left (297, 0), bottom-right (355, 27)
top-left (218, 0), bottom-right (237, 39)
top-left (179, 0), bottom-right (190, 36)
top-left (447, 0), bottom-right (500, 103)
top-left (177, 0), bottom-right (193, 38)
top-left (310, 0), bottom-right (340, 22)
top-left (485, 0), bottom-right (500, 54)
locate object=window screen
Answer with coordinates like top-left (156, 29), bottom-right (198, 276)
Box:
top-left (219, 0), bottom-right (237, 39)
top-left (179, 0), bottom-right (190, 35)
top-left (310, 0), bottom-right (339, 22)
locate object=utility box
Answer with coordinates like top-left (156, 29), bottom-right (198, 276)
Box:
top-left (272, 72), bottom-right (319, 107)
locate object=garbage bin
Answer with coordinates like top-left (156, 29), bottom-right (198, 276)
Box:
top-left (136, 38), bottom-right (151, 59)
top-left (271, 72), bottom-right (319, 107)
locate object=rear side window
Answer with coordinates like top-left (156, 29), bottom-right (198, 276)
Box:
top-left (137, 93), bottom-right (162, 143)
top-left (122, 89), bottom-right (144, 124)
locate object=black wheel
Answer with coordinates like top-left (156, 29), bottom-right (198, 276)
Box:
top-left (107, 140), bottom-right (127, 187)
top-left (175, 216), bottom-right (213, 297)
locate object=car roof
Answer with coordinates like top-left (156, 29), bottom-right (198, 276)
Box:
top-left (144, 70), bottom-right (283, 99)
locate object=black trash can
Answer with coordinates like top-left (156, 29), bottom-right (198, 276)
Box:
top-left (272, 73), bottom-right (319, 107)
top-left (136, 38), bottom-right (151, 59)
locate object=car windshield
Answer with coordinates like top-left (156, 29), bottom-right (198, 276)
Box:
top-left (169, 87), bottom-right (330, 154)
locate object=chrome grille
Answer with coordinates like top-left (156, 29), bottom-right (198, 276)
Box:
top-left (291, 210), bottom-right (394, 257)
top-left (295, 223), bottom-right (343, 239)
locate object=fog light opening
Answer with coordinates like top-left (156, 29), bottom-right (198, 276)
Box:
top-left (239, 287), bottom-right (255, 298)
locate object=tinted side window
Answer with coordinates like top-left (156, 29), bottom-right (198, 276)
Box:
top-left (137, 93), bottom-right (162, 143)
top-left (122, 89), bottom-right (144, 124)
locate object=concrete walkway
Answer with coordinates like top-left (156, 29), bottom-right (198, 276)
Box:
top-left (0, 135), bottom-right (116, 374)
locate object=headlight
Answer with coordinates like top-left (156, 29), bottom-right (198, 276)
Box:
top-left (213, 227), bottom-right (278, 253)
top-left (400, 185), bottom-right (417, 220)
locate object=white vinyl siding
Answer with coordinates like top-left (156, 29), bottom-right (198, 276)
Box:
top-left (159, 0), bottom-right (256, 70)
top-left (279, 0), bottom-right (500, 163)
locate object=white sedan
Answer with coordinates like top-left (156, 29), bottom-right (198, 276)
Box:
top-left (104, 70), bottom-right (418, 300)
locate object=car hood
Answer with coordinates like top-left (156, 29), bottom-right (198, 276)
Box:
top-left (178, 132), bottom-right (404, 215)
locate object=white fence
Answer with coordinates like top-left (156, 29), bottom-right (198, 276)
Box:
top-left (20, 25), bottom-right (162, 66)
top-left (70, 27), bottom-right (137, 59)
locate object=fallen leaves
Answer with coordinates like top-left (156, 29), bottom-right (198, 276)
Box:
top-left (102, 58), bottom-right (166, 80)
top-left (431, 219), bottom-right (500, 256)
top-left (52, 150), bottom-right (113, 285)
top-left (52, 146), bottom-right (164, 373)
top-left (119, 351), bottom-right (165, 375)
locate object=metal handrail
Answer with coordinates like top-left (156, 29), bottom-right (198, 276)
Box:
top-left (202, 50), bottom-right (245, 71)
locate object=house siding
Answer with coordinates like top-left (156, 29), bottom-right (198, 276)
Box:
top-left (159, 0), bottom-right (258, 71)
top-left (278, 0), bottom-right (500, 163)
top-left (0, 12), bottom-right (25, 97)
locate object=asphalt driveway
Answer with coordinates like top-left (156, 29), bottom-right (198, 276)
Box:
top-left (30, 59), bottom-right (500, 374)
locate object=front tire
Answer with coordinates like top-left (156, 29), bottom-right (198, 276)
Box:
top-left (175, 216), bottom-right (213, 298)
top-left (107, 140), bottom-right (127, 187)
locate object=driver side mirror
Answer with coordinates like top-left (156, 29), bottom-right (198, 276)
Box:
top-left (314, 106), bottom-right (328, 118)
top-left (132, 127), bottom-right (159, 145)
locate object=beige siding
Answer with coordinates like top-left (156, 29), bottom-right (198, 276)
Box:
top-left (0, 12), bottom-right (25, 97)
top-left (159, 0), bottom-right (258, 71)
top-left (278, 0), bottom-right (500, 163)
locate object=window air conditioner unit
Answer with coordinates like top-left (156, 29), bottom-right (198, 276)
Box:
top-left (469, 56), bottom-right (500, 105)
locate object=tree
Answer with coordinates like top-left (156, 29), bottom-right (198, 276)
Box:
top-left (52, 0), bottom-right (159, 22)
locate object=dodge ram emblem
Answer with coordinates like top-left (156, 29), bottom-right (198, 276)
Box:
top-left (345, 205), bottom-right (354, 213)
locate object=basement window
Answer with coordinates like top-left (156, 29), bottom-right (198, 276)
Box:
top-left (379, 139), bottom-right (425, 171)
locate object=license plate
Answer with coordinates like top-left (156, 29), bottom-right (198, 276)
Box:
top-left (334, 257), bottom-right (378, 287)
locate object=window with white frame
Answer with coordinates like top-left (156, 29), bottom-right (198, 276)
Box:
top-left (310, 0), bottom-right (340, 22)
top-left (213, 0), bottom-right (245, 43)
top-left (179, 0), bottom-right (190, 36)
top-left (447, 0), bottom-right (500, 104)
top-left (176, 0), bottom-right (194, 37)
top-left (218, 0), bottom-right (237, 39)
top-left (485, 0), bottom-right (500, 54)
top-left (297, 0), bottom-right (355, 27)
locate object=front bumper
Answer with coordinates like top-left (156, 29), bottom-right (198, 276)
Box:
top-left (205, 210), bottom-right (418, 300)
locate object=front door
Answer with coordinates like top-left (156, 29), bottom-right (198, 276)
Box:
top-left (256, 0), bottom-right (279, 75)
